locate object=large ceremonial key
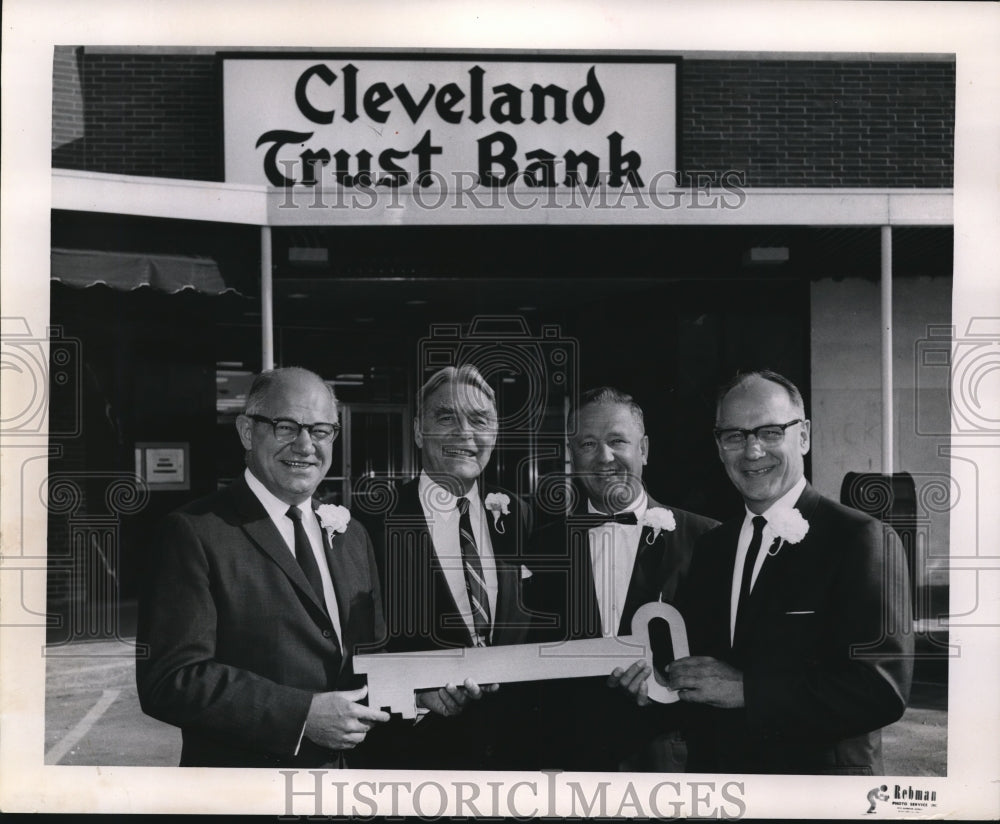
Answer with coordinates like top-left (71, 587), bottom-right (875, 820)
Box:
top-left (354, 601), bottom-right (688, 718)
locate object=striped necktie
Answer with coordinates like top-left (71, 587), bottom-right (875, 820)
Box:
top-left (457, 496), bottom-right (492, 647)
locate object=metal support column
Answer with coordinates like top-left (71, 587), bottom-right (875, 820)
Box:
top-left (880, 225), bottom-right (893, 475)
top-left (261, 226), bottom-right (274, 371)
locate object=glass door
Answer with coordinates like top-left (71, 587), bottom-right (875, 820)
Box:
top-left (320, 403), bottom-right (413, 507)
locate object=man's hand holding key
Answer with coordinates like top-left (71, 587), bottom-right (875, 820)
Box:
top-left (415, 678), bottom-right (500, 717)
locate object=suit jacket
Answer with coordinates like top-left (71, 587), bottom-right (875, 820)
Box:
top-left (525, 490), bottom-right (719, 771)
top-left (359, 477), bottom-right (534, 769)
top-left (135, 475), bottom-right (385, 768)
top-left (680, 483), bottom-right (914, 775)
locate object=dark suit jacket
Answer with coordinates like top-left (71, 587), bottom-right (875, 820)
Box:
top-left (359, 477), bottom-right (535, 769)
top-left (136, 475), bottom-right (385, 767)
top-left (525, 491), bottom-right (719, 771)
top-left (680, 483), bottom-right (914, 775)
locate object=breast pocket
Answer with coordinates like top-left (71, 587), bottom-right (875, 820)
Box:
top-left (762, 609), bottom-right (821, 659)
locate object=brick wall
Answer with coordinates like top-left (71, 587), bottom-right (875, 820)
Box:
top-left (52, 48), bottom-right (220, 180)
top-left (51, 51), bottom-right (955, 187)
top-left (683, 59), bottom-right (954, 187)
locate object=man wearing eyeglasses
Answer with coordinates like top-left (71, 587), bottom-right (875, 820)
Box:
top-left (662, 370), bottom-right (913, 775)
top-left (137, 366), bottom-right (392, 767)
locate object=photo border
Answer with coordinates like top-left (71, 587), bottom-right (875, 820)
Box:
top-left (2, 1), bottom-right (997, 818)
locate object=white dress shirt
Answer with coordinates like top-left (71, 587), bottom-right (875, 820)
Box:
top-left (244, 468), bottom-right (343, 644)
top-left (587, 492), bottom-right (648, 638)
top-left (729, 474), bottom-right (808, 643)
top-left (417, 471), bottom-right (499, 643)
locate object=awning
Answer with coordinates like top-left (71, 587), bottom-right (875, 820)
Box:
top-left (51, 247), bottom-right (240, 295)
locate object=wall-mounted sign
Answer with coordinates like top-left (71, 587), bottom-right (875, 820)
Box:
top-left (222, 54), bottom-right (677, 193)
top-left (135, 442), bottom-right (190, 491)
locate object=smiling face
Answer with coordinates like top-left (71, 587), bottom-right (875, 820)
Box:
top-left (716, 375), bottom-right (810, 514)
top-left (414, 377), bottom-right (498, 496)
top-left (236, 371), bottom-right (337, 505)
top-left (569, 401), bottom-right (648, 513)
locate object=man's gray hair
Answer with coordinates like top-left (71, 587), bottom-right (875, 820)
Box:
top-left (415, 364), bottom-right (495, 418)
top-left (567, 386), bottom-right (645, 434)
top-left (243, 367), bottom-right (337, 416)
top-left (715, 369), bottom-right (805, 418)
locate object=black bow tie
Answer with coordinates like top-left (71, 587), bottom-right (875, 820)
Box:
top-left (572, 511), bottom-right (639, 528)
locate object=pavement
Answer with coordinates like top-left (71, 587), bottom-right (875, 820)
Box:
top-left (45, 636), bottom-right (180, 767)
top-left (44, 635), bottom-right (947, 773)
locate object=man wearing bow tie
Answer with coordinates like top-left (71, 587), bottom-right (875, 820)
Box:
top-left (667, 371), bottom-right (913, 774)
top-left (527, 386), bottom-right (718, 771)
top-left (360, 364), bottom-right (534, 769)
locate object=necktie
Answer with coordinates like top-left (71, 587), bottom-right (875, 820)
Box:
top-left (572, 511), bottom-right (639, 528)
top-left (736, 515), bottom-right (767, 625)
top-left (457, 497), bottom-right (492, 647)
top-left (286, 506), bottom-right (326, 606)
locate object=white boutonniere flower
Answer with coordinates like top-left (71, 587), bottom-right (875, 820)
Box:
top-left (640, 507), bottom-right (677, 544)
top-left (316, 504), bottom-right (351, 542)
top-left (767, 507), bottom-right (809, 555)
top-left (484, 492), bottom-right (511, 534)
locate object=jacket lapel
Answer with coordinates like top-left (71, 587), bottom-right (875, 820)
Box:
top-left (397, 480), bottom-right (471, 647)
top-left (733, 532), bottom-right (782, 646)
top-left (734, 484), bottom-right (820, 646)
top-left (317, 509), bottom-right (352, 662)
top-left (480, 486), bottom-right (524, 645)
top-left (618, 526), bottom-right (675, 635)
top-left (704, 518), bottom-right (743, 651)
top-left (231, 476), bottom-right (328, 617)
top-left (568, 498), bottom-right (610, 640)
top-left (617, 493), bottom-right (661, 635)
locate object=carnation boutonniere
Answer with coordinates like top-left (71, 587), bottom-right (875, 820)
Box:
top-left (640, 507), bottom-right (677, 544)
top-left (484, 492), bottom-right (511, 534)
top-left (766, 507), bottom-right (809, 555)
top-left (316, 504), bottom-right (351, 543)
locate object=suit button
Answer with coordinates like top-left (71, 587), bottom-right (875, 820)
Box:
top-left (322, 629), bottom-right (332, 638)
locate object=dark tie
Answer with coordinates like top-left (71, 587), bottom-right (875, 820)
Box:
top-left (457, 497), bottom-right (492, 647)
top-left (736, 515), bottom-right (767, 626)
top-left (286, 506), bottom-right (326, 606)
top-left (572, 511), bottom-right (639, 528)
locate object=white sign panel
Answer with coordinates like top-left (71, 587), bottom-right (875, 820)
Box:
top-left (223, 55), bottom-right (677, 193)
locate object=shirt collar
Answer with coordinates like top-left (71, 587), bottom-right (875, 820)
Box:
top-left (418, 470), bottom-right (481, 513)
top-left (244, 467), bottom-right (311, 521)
top-left (586, 489), bottom-right (648, 520)
top-left (744, 475), bottom-right (807, 523)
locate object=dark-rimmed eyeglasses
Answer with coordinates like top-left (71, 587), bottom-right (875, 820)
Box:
top-left (248, 415), bottom-right (340, 444)
top-left (713, 419), bottom-right (803, 451)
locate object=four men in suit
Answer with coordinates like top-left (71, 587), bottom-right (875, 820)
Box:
top-left (666, 370), bottom-right (914, 774)
top-left (139, 363), bottom-right (915, 775)
top-left (527, 387), bottom-right (718, 770)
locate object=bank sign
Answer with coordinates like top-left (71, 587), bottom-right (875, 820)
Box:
top-left (222, 55), bottom-right (677, 192)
